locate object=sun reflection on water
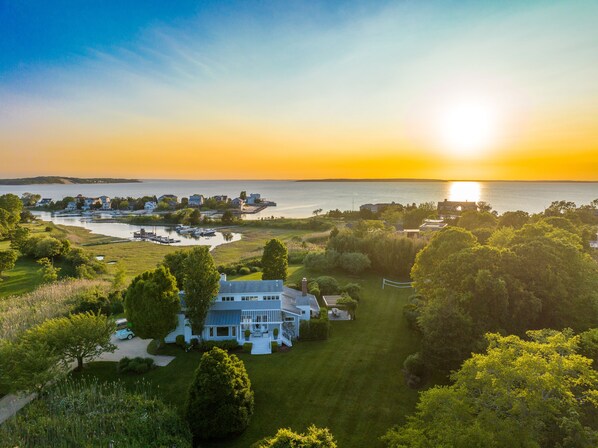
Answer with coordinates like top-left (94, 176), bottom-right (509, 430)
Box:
top-left (448, 181), bottom-right (481, 202)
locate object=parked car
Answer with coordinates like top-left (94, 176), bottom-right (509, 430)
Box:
top-left (115, 318), bottom-right (129, 331)
top-left (116, 328), bottom-right (135, 340)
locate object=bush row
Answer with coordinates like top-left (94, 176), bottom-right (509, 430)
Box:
top-left (299, 309), bottom-right (330, 341)
top-left (117, 357), bottom-right (155, 374)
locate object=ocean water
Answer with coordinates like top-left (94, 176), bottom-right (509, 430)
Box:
top-left (1, 180), bottom-right (597, 218)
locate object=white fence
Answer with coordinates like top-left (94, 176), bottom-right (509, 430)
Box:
top-left (382, 278), bottom-right (413, 289)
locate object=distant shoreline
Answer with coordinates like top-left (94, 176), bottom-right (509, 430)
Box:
top-left (0, 176), bottom-right (142, 185)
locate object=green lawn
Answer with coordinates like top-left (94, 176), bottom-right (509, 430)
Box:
top-left (77, 269), bottom-right (422, 447)
top-left (0, 257), bottom-right (44, 298)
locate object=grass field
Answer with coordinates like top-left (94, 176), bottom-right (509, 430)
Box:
top-left (75, 268), bottom-right (422, 447)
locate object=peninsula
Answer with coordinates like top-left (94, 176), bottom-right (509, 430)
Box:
top-left (0, 176), bottom-right (141, 185)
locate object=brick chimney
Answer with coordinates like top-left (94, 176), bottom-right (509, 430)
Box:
top-left (302, 277), bottom-right (308, 296)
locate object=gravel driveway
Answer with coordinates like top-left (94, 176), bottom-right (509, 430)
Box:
top-left (97, 335), bottom-right (176, 367)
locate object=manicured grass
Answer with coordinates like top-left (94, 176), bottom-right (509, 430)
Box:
top-left (78, 270), bottom-right (422, 447)
top-left (229, 265), bottom-right (303, 281)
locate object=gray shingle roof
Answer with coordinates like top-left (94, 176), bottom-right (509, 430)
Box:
top-left (211, 301), bottom-right (281, 311)
top-left (219, 280), bottom-right (283, 294)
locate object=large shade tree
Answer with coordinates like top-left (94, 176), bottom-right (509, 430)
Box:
top-left (254, 426), bottom-right (338, 447)
top-left (186, 347), bottom-right (254, 441)
top-left (384, 330), bottom-right (598, 448)
top-left (261, 238), bottom-right (288, 280)
top-left (125, 266), bottom-right (180, 344)
top-left (182, 246), bottom-right (220, 334)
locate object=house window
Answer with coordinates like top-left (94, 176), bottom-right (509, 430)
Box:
top-left (221, 296), bottom-right (234, 302)
top-left (216, 327), bottom-right (229, 337)
top-left (264, 295), bottom-right (280, 301)
top-left (241, 296), bottom-right (258, 301)
top-left (209, 328), bottom-right (214, 337)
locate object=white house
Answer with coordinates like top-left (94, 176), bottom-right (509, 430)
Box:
top-left (99, 195), bottom-right (111, 210)
top-left (231, 197), bottom-right (245, 208)
top-left (213, 195), bottom-right (228, 203)
top-left (144, 201), bottom-right (157, 212)
top-left (66, 201), bottom-right (77, 211)
top-left (165, 276), bottom-right (320, 354)
top-left (189, 194), bottom-right (204, 207)
top-left (247, 193), bottom-right (261, 205)
top-left (36, 198), bottom-right (52, 207)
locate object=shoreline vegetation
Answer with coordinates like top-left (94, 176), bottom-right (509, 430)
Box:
top-left (0, 176), bottom-right (141, 185)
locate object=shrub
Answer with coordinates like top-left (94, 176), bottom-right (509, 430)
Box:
top-left (200, 339), bottom-right (239, 352)
top-left (244, 329), bottom-right (251, 339)
top-left (118, 357), bottom-right (155, 374)
top-left (299, 311), bottom-right (330, 341)
top-left (186, 347), bottom-right (254, 440)
top-left (45, 226), bottom-right (52, 232)
top-left (271, 341), bottom-right (278, 352)
top-left (403, 352), bottom-right (425, 377)
top-left (304, 251), bottom-right (338, 271)
top-left (338, 252), bottom-right (371, 274)
top-left (176, 334), bottom-right (186, 349)
top-left (341, 283), bottom-right (362, 301)
top-left (315, 276), bottom-right (340, 295)
top-left (238, 266), bottom-right (251, 275)
top-left (243, 343), bottom-right (253, 353)
top-left (250, 266), bottom-right (260, 273)
top-left (273, 327), bottom-right (279, 338)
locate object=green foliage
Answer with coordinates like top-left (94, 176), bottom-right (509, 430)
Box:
top-left (0, 249), bottom-right (18, 277)
top-left (403, 352), bottom-right (425, 377)
top-left (176, 334), bottom-right (186, 349)
top-left (337, 293), bottom-right (358, 320)
top-left (243, 342), bottom-right (253, 353)
top-left (200, 339), bottom-right (240, 352)
top-left (273, 327), bottom-right (279, 338)
top-left (271, 341), bottom-right (278, 352)
top-left (261, 238), bottom-right (289, 280)
top-left (304, 250), bottom-right (339, 271)
top-left (338, 252), bottom-right (371, 274)
top-left (124, 266), bottom-right (180, 341)
top-left (0, 380), bottom-right (192, 447)
top-left (579, 328), bottom-right (598, 369)
top-left (341, 282), bottom-right (362, 301)
top-left (183, 246), bottom-right (220, 333)
top-left (252, 425), bottom-right (338, 447)
top-left (31, 312), bottom-right (116, 370)
top-left (300, 311), bottom-right (330, 340)
top-left (239, 266), bottom-right (251, 275)
top-left (498, 210), bottom-right (530, 229)
top-left (222, 209), bottom-right (235, 225)
top-left (37, 257), bottom-right (60, 283)
top-left (117, 356), bottom-right (155, 374)
top-left (0, 194), bottom-right (23, 239)
top-left (162, 248), bottom-right (190, 289)
top-left (8, 225), bottom-right (30, 252)
top-left (186, 347), bottom-right (254, 440)
top-left (315, 276), bottom-right (340, 295)
top-left (383, 331), bottom-right (598, 448)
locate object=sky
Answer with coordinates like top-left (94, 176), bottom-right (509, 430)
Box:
top-left (1, 0), bottom-right (597, 180)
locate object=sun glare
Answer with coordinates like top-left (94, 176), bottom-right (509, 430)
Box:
top-left (448, 181), bottom-right (481, 202)
top-left (438, 98), bottom-right (499, 157)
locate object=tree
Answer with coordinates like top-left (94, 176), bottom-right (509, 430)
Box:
top-left (338, 252), bottom-right (371, 274)
top-left (111, 261), bottom-right (127, 291)
top-left (261, 238), bottom-right (288, 280)
top-left (222, 209), bottom-right (234, 225)
top-left (240, 190), bottom-right (247, 200)
top-left (9, 225), bottom-right (30, 252)
top-left (162, 248), bottom-right (190, 289)
top-left (254, 425), bottom-right (338, 447)
top-left (37, 257), bottom-right (60, 283)
top-left (313, 208), bottom-right (323, 217)
top-left (33, 312), bottom-right (116, 371)
top-left (20, 192), bottom-right (41, 207)
top-left (0, 249), bottom-right (18, 278)
top-left (186, 347), bottom-right (254, 441)
top-left (383, 331), bottom-right (598, 448)
top-left (0, 337), bottom-right (66, 394)
top-left (498, 210), bottom-right (530, 229)
top-left (125, 266), bottom-right (180, 344)
top-left (183, 246), bottom-right (220, 333)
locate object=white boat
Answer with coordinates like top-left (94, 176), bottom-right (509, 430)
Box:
top-left (175, 225), bottom-right (194, 234)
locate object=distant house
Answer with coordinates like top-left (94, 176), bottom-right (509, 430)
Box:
top-left (246, 193), bottom-right (261, 205)
top-left (590, 232), bottom-right (598, 249)
top-left (36, 198), bottom-right (52, 207)
top-left (165, 276), bottom-right (320, 354)
top-left (66, 201), bottom-right (77, 211)
top-left (397, 229), bottom-right (421, 239)
top-left (188, 194), bottom-right (204, 207)
top-left (99, 195), bottom-right (111, 210)
top-left (158, 194), bottom-right (178, 206)
top-left (437, 199), bottom-right (477, 220)
top-left (360, 203), bottom-right (393, 214)
top-left (82, 197), bottom-right (101, 211)
top-left (213, 195), bottom-right (228, 203)
top-left (144, 201), bottom-right (157, 212)
top-left (231, 197), bottom-right (245, 208)
top-left (419, 219), bottom-right (447, 232)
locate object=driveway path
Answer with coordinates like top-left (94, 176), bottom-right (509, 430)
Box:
top-left (96, 335), bottom-right (175, 367)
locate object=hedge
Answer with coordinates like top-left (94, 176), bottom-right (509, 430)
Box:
top-left (243, 343), bottom-right (253, 353)
top-left (200, 339), bottom-right (239, 352)
top-left (117, 357), bottom-right (155, 374)
top-left (299, 310), bottom-right (330, 341)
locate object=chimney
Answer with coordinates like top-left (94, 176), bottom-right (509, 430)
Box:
top-left (301, 277), bottom-right (308, 296)
top-left (220, 273), bottom-right (227, 282)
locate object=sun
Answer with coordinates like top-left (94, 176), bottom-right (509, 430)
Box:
top-left (437, 98), bottom-right (499, 157)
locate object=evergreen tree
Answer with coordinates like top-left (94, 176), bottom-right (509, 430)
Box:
top-left (186, 347), bottom-right (254, 440)
top-left (261, 238), bottom-right (288, 280)
top-left (183, 246), bottom-right (220, 333)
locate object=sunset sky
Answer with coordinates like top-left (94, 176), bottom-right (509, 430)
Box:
top-left (1, 0), bottom-right (597, 180)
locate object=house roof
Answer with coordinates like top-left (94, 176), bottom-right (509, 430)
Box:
top-left (205, 310), bottom-right (241, 326)
top-left (219, 280), bottom-right (283, 294)
top-left (282, 287), bottom-right (320, 313)
top-left (211, 301), bottom-right (281, 311)
top-left (322, 295), bottom-right (343, 307)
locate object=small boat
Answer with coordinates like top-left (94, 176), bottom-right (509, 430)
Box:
top-left (193, 228), bottom-right (216, 237)
top-left (175, 225), bottom-right (194, 234)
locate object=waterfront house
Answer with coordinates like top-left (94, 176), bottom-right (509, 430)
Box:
top-left (165, 276), bottom-right (320, 354)
top-left (360, 203), bottom-right (394, 214)
top-left (419, 219), bottom-right (447, 232)
top-left (36, 198), bottom-right (52, 207)
top-left (144, 201), bottom-right (157, 212)
top-left (99, 195), bottom-right (111, 210)
top-left (231, 197), bottom-right (245, 208)
top-left (213, 195), bottom-right (228, 203)
top-left (437, 199), bottom-right (477, 220)
top-left (82, 197), bottom-right (101, 211)
top-left (247, 193), bottom-right (261, 205)
top-left (158, 194), bottom-right (178, 205)
top-left (66, 201), bottom-right (77, 211)
top-left (189, 194), bottom-right (204, 207)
